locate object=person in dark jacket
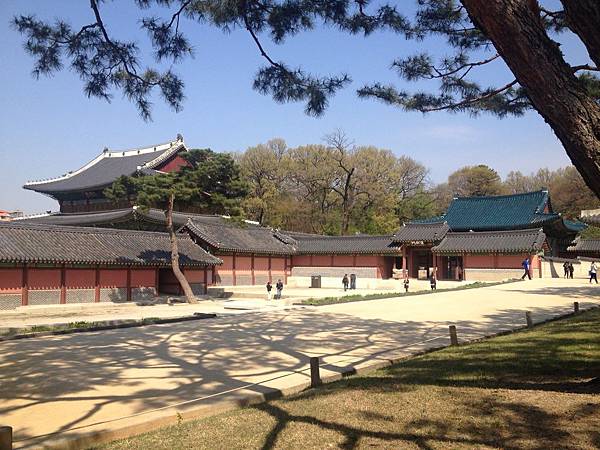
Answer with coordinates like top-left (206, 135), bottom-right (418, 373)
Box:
top-left (342, 274), bottom-right (349, 291)
top-left (350, 273), bottom-right (356, 290)
top-left (403, 275), bottom-right (409, 293)
top-left (430, 275), bottom-right (437, 290)
top-left (275, 279), bottom-right (284, 299)
top-left (563, 261), bottom-right (569, 278)
top-left (568, 262), bottom-right (575, 279)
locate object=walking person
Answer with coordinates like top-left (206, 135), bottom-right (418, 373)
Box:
top-left (563, 261), bottom-right (569, 278)
top-left (275, 279), bottom-right (284, 299)
top-left (430, 274), bottom-right (437, 290)
top-left (350, 273), bottom-right (356, 290)
top-left (342, 274), bottom-right (349, 292)
top-left (403, 275), bottom-right (410, 293)
top-left (568, 262), bottom-right (575, 279)
top-left (589, 262), bottom-right (598, 284)
top-left (521, 257), bottom-right (531, 280)
top-left (266, 281), bottom-right (273, 300)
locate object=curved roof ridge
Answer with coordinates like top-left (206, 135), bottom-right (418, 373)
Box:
top-left (0, 221), bottom-right (178, 237)
top-left (452, 189), bottom-right (548, 201)
top-left (24, 136), bottom-right (184, 188)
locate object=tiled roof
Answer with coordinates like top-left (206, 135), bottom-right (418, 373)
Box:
top-left (413, 190), bottom-right (558, 231)
top-left (581, 214), bottom-right (600, 226)
top-left (563, 220), bottom-right (588, 232)
top-left (23, 138), bottom-right (185, 193)
top-left (286, 232), bottom-right (401, 255)
top-left (567, 239), bottom-right (600, 253)
top-left (432, 228), bottom-right (546, 254)
top-left (18, 208), bottom-right (219, 229)
top-left (392, 222), bottom-right (449, 243)
top-left (0, 222), bottom-right (221, 266)
top-left (185, 218), bottom-right (296, 255)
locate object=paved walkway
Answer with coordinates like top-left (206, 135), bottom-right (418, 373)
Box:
top-left (0, 279), bottom-right (459, 329)
top-left (0, 278), bottom-right (598, 449)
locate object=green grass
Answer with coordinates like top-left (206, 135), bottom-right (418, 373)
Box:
top-left (96, 307), bottom-right (600, 450)
top-left (299, 279), bottom-right (521, 306)
top-left (1, 318), bottom-right (157, 338)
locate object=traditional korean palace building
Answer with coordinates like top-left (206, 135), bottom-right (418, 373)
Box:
top-left (1, 137), bottom-right (587, 310)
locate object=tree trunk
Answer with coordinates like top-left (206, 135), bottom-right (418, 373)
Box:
top-left (562, 0), bottom-right (600, 69)
top-left (461, 0), bottom-right (600, 198)
top-left (165, 193), bottom-right (197, 304)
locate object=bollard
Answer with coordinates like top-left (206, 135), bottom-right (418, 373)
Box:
top-left (574, 301), bottom-right (580, 314)
top-left (309, 356), bottom-right (321, 388)
top-left (449, 325), bottom-right (458, 346)
top-left (0, 426), bottom-right (12, 450)
top-left (525, 311), bottom-right (533, 328)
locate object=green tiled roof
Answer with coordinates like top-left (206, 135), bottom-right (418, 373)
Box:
top-left (563, 219), bottom-right (588, 232)
top-left (413, 190), bottom-right (558, 231)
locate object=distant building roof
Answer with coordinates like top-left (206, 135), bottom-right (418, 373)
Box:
top-left (285, 232), bottom-right (401, 255)
top-left (413, 190), bottom-right (558, 231)
top-left (23, 137), bottom-right (186, 194)
top-left (581, 213), bottom-right (600, 226)
top-left (0, 222), bottom-right (220, 266)
top-left (392, 222), bottom-right (449, 244)
top-left (432, 229), bottom-right (546, 254)
top-left (567, 238), bottom-right (600, 253)
top-left (18, 207), bottom-right (216, 230)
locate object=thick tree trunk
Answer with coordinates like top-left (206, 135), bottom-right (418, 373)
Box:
top-left (165, 193), bottom-right (197, 304)
top-left (461, 0), bottom-right (600, 198)
top-left (562, 0), bottom-right (600, 69)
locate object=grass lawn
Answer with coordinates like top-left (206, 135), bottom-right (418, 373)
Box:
top-left (96, 308), bottom-right (600, 450)
top-left (299, 279), bottom-right (521, 306)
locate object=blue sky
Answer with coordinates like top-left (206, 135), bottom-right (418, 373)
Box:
top-left (0, 1), bottom-right (587, 213)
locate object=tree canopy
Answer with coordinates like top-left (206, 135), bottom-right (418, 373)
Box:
top-left (12, 1), bottom-right (600, 196)
top-left (105, 148), bottom-right (247, 302)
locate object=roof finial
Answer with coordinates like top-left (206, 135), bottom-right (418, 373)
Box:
top-left (103, 147), bottom-right (109, 153)
top-left (176, 133), bottom-right (184, 141)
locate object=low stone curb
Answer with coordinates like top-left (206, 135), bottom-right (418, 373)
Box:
top-left (0, 313), bottom-right (217, 342)
top-left (16, 302), bottom-right (598, 450)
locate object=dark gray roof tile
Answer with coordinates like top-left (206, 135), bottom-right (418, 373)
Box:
top-left (392, 222), bottom-right (449, 243)
top-left (432, 229), bottom-right (546, 254)
top-left (0, 222), bottom-right (220, 266)
top-left (286, 232), bottom-right (401, 255)
top-left (185, 218), bottom-right (296, 255)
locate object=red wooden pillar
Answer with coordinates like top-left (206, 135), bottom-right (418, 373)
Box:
top-left (60, 264), bottom-right (66, 304)
top-left (203, 267), bottom-right (208, 293)
top-left (95, 266), bottom-right (100, 302)
top-left (22, 264), bottom-right (28, 306)
top-left (232, 254), bottom-right (237, 286)
top-left (309, 254), bottom-right (314, 266)
top-left (402, 246), bottom-right (407, 278)
top-left (154, 267), bottom-right (160, 296)
top-left (251, 254), bottom-right (256, 285)
top-left (284, 256), bottom-right (288, 283)
top-left (126, 266), bottom-right (132, 301)
top-left (352, 254), bottom-right (357, 267)
top-left (268, 255), bottom-right (272, 282)
top-left (330, 255), bottom-right (334, 267)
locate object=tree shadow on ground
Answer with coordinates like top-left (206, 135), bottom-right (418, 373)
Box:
top-left (252, 392), bottom-right (599, 450)
top-left (0, 288), bottom-right (598, 447)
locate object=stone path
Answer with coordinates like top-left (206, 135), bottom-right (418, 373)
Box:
top-left (0, 278), bottom-right (597, 449)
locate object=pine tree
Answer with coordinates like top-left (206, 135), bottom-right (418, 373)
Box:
top-left (105, 149), bottom-right (247, 303)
